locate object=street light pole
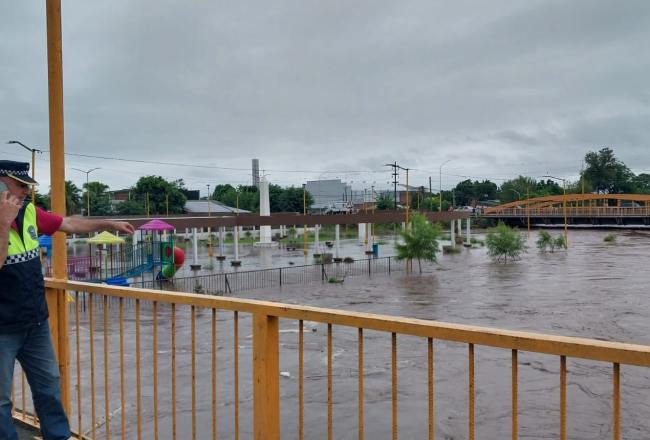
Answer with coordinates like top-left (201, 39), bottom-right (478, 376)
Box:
top-left (7, 140), bottom-right (43, 204)
top-left (71, 167), bottom-right (101, 216)
top-left (439, 160), bottom-right (451, 212)
top-left (207, 184), bottom-right (213, 257)
top-left (542, 175), bottom-right (568, 247)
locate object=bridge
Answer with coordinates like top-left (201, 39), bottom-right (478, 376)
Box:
top-left (482, 194), bottom-right (650, 227)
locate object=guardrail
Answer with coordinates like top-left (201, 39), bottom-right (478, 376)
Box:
top-left (12, 280), bottom-right (650, 439)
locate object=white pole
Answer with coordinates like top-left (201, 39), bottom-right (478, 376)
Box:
top-left (450, 220), bottom-right (455, 248)
top-left (219, 226), bottom-right (224, 257)
top-left (335, 224), bottom-right (340, 259)
top-left (234, 226), bottom-right (240, 261)
top-left (192, 227), bottom-right (199, 265)
top-left (315, 224), bottom-right (320, 253)
top-left (457, 219), bottom-right (462, 239)
top-left (466, 218), bottom-right (471, 245)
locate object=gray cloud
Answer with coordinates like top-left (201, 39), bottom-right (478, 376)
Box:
top-left (1, 0), bottom-right (649, 194)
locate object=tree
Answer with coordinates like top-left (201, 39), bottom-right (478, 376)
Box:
top-left (65, 180), bottom-right (82, 215)
top-left (115, 198), bottom-right (145, 215)
top-left (394, 213), bottom-right (442, 273)
top-left (582, 148), bottom-right (634, 194)
top-left (632, 173), bottom-right (650, 194)
top-left (485, 222), bottom-right (526, 262)
top-left (454, 179), bottom-right (498, 206)
top-left (82, 181), bottom-right (112, 216)
top-left (536, 231), bottom-right (566, 253)
top-left (375, 193), bottom-right (394, 210)
top-left (130, 176), bottom-right (187, 215)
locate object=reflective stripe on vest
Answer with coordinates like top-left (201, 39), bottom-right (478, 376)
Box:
top-left (5, 203), bottom-right (40, 265)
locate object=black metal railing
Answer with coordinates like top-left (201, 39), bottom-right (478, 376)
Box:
top-left (140, 256), bottom-right (404, 295)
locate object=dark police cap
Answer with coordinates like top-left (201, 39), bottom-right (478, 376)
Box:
top-left (0, 160), bottom-right (38, 185)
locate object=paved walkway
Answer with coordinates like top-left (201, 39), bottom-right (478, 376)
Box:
top-left (15, 423), bottom-right (40, 439)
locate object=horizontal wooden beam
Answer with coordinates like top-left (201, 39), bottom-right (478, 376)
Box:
top-left (46, 279), bottom-right (650, 367)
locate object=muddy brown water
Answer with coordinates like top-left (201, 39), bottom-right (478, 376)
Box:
top-left (18, 229), bottom-right (650, 439)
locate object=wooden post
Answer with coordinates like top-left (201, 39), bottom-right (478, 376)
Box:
top-left (46, 0), bottom-right (70, 414)
top-left (253, 314), bottom-right (280, 440)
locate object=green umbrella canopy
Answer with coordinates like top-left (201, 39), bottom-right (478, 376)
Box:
top-left (86, 231), bottom-right (126, 245)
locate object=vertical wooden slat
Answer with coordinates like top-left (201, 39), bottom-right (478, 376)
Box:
top-left (153, 301), bottom-right (158, 440)
top-left (252, 314), bottom-right (280, 440)
top-left (136, 299), bottom-right (142, 440)
top-left (298, 320), bottom-right (304, 440)
top-left (171, 303), bottom-right (177, 440)
top-left (469, 343), bottom-right (475, 440)
top-left (119, 297), bottom-right (125, 440)
top-left (358, 328), bottom-right (364, 440)
top-left (512, 349), bottom-right (518, 440)
top-left (46, 0), bottom-right (70, 414)
top-left (191, 305), bottom-right (197, 440)
top-left (392, 332), bottom-right (398, 440)
top-left (428, 338), bottom-right (434, 440)
top-left (89, 293), bottom-right (96, 440)
top-left (560, 356), bottom-right (566, 440)
top-left (613, 363), bottom-right (620, 440)
top-left (75, 292), bottom-right (82, 437)
top-left (328, 323), bottom-right (333, 440)
top-left (212, 308), bottom-right (217, 440)
top-left (234, 311), bottom-right (239, 440)
top-left (104, 295), bottom-right (110, 439)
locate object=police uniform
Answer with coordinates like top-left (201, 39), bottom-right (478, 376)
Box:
top-left (0, 160), bottom-right (71, 440)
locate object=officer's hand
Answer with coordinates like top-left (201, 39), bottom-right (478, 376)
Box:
top-left (112, 221), bottom-right (136, 234)
top-left (0, 192), bottom-right (23, 227)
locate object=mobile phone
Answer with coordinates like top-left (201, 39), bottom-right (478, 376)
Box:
top-left (0, 181), bottom-right (7, 193)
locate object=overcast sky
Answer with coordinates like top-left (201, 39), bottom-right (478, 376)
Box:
top-left (1, 1), bottom-right (649, 196)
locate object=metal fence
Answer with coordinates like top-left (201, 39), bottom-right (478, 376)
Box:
top-left (140, 256), bottom-right (404, 294)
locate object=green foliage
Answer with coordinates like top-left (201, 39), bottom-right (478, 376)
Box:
top-left (65, 180), bottom-right (81, 215)
top-left (213, 184), bottom-right (313, 213)
top-left (499, 176), bottom-right (563, 203)
top-left (553, 234), bottom-right (566, 250)
top-left (485, 222), bottom-right (526, 262)
top-left (536, 231), bottom-right (553, 252)
top-left (582, 147), bottom-right (635, 194)
top-left (604, 233), bottom-right (617, 243)
top-left (453, 179), bottom-right (498, 206)
top-left (375, 193), bottom-right (395, 210)
top-left (34, 190), bottom-right (50, 211)
top-left (130, 176), bottom-right (187, 215)
top-left (394, 213), bottom-right (442, 273)
top-left (83, 181), bottom-right (112, 216)
top-left (115, 198), bottom-right (145, 215)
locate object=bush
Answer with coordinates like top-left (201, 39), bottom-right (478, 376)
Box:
top-left (604, 233), bottom-right (617, 243)
top-left (485, 222), bottom-right (526, 262)
top-left (536, 231), bottom-right (566, 252)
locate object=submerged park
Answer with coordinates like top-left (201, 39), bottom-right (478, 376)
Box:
top-left (6, 2), bottom-right (650, 440)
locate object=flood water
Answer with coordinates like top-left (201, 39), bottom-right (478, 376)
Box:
top-left (22, 229), bottom-right (650, 439)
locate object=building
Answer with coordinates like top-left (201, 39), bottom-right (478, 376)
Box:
top-left (305, 179), bottom-right (352, 213)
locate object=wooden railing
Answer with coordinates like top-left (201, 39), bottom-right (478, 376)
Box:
top-left (12, 280), bottom-right (650, 439)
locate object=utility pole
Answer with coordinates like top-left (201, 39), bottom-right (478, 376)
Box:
top-left (385, 162), bottom-right (399, 209)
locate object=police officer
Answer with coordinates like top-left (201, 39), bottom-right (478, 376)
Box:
top-left (0, 160), bottom-right (134, 440)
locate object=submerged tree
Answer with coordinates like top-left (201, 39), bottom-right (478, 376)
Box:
top-left (394, 213), bottom-right (442, 273)
top-left (536, 231), bottom-right (567, 253)
top-left (485, 222), bottom-right (526, 262)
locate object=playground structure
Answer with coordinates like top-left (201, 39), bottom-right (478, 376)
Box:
top-left (42, 218), bottom-right (186, 285)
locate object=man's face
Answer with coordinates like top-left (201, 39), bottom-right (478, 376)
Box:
top-left (0, 176), bottom-right (31, 201)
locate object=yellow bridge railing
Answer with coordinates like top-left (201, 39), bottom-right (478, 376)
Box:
top-left (11, 280), bottom-right (650, 439)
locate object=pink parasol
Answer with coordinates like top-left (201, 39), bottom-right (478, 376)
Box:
top-left (138, 219), bottom-right (175, 231)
